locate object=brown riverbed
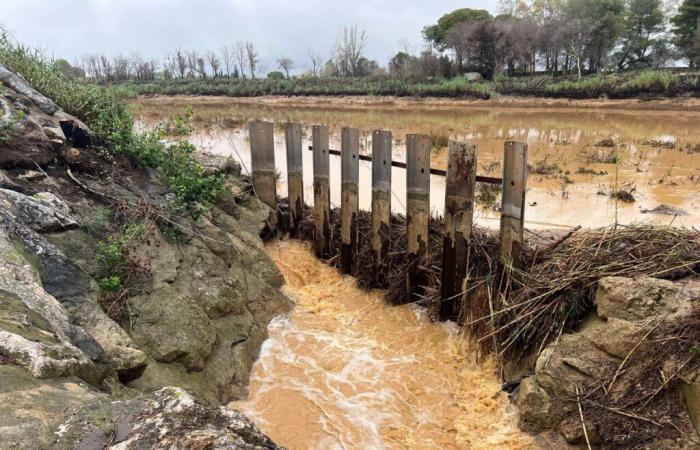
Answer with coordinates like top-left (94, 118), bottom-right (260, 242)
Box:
top-left (132, 95), bottom-right (700, 230)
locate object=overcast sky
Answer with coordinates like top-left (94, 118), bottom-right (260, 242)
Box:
top-left (0, 0), bottom-right (498, 74)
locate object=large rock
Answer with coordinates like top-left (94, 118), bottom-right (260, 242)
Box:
top-left (521, 276), bottom-right (700, 447)
top-left (52, 387), bottom-right (284, 450)
top-left (128, 284), bottom-right (216, 371)
top-left (0, 228), bottom-right (99, 382)
top-left (514, 376), bottom-right (554, 432)
top-left (0, 365), bottom-right (106, 450)
top-left (0, 188), bottom-right (78, 232)
top-left (0, 63), bottom-right (58, 115)
top-left (595, 276), bottom-right (693, 321)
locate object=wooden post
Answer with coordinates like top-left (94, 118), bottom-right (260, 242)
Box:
top-left (371, 130), bottom-right (392, 280)
top-left (499, 141), bottom-right (528, 268)
top-left (340, 127), bottom-right (359, 275)
top-left (285, 123), bottom-right (303, 236)
top-left (440, 141), bottom-right (477, 321)
top-left (249, 120), bottom-right (276, 209)
top-left (312, 125), bottom-right (331, 259)
top-left (406, 134), bottom-right (431, 300)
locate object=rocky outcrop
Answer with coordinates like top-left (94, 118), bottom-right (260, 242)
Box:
top-left (0, 67), bottom-right (288, 448)
top-left (0, 63), bottom-right (58, 115)
top-left (514, 276), bottom-right (700, 448)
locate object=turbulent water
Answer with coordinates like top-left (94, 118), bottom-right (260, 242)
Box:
top-left (231, 240), bottom-right (535, 450)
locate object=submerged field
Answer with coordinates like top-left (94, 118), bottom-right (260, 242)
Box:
top-left (132, 95), bottom-right (700, 230)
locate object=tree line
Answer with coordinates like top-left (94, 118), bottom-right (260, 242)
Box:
top-left (61, 0), bottom-right (699, 83)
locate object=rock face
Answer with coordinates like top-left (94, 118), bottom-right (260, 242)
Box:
top-left (514, 276), bottom-right (700, 447)
top-left (0, 68), bottom-right (288, 448)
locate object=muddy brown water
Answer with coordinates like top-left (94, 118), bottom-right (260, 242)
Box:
top-left (132, 95), bottom-right (700, 230)
top-left (132, 96), bottom-right (698, 449)
top-left (232, 240), bottom-right (535, 450)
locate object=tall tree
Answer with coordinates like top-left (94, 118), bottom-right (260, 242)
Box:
top-left (235, 41), bottom-right (247, 79)
top-left (277, 57), bottom-right (294, 78)
top-left (245, 41), bottom-right (258, 79)
top-left (672, 0), bottom-right (700, 66)
top-left (616, 0), bottom-right (666, 69)
top-left (565, 0), bottom-right (626, 71)
top-left (425, 8), bottom-right (492, 72)
top-left (220, 45), bottom-right (234, 77)
top-left (207, 51), bottom-right (221, 77)
top-left (308, 50), bottom-right (322, 77)
top-left (334, 24), bottom-right (367, 77)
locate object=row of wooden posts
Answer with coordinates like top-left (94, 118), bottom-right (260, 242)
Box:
top-left (248, 120), bottom-right (528, 319)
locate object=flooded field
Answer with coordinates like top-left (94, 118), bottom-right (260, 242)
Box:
top-left (232, 240), bottom-right (535, 450)
top-left (132, 96), bottom-right (700, 229)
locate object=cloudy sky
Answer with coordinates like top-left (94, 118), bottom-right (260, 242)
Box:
top-left (0, 0), bottom-right (497, 74)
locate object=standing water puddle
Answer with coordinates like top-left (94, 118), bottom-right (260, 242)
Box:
top-left (231, 240), bottom-right (535, 449)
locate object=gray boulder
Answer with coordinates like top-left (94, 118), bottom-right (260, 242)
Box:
top-left (0, 188), bottom-right (78, 232)
top-left (0, 63), bottom-right (58, 115)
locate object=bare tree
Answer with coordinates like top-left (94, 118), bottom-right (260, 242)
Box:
top-left (245, 41), bottom-right (258, 79)
top-left (307, 50), bottom-right (322, 77)
top-left (196, 57), bottom-right (208, 79)
top-left (220, 45), bottom-right (234, 77)
top-left (99, 54), bottom-right (113, 81)
top-left (207, 51), bottom-right (221, 77)
top-left (186, 51), bottom-right (198, 78)
top-left (113, 54), bottom-right (130, 81)
top-left (561, 18), bottom-right (593, 79)
top-left (235, 41), bottom-right (247, 79)
top-left (333, 24), bottom-right (367, 77)
top-left (277, 56), bottom-right (294, 78)
top-left (171, 48), bottom-right (188, 78)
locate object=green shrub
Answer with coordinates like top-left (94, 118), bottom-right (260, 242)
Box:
top-left (96, 223), bottom-right (145, 293)
top-left (0, 30), bottom-right (224, 217)
top-left (81, 207), bottom-right (112, 237)
top-left (619, 70), bottom-right (674, 92)
top-left (267, 71), bottom-right (285, 80)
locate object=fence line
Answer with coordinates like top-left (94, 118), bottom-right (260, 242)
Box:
top-left (249, 121), bottom-right (528, 320)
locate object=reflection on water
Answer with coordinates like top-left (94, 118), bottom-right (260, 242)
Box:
top-left (133, 97), bottom-right (700, 229)
top-left (231, 240), bottom-right (536, 450)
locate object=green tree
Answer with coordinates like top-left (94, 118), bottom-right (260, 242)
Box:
top-left (267, 70), bottom-right (285, 80)
top-left (616, 0), bottom-right (666, 69)
top-left (672, 0), bottom-right (700, 66)
top-left (423, 8), bottom-right (492, 49)
top-left (565, 0), bottom-right (626, 70)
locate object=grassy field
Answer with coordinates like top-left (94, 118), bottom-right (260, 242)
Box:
top-left (110, 70), bottom-right (699, 100)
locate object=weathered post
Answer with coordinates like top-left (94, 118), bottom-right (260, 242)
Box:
top-left (285, 123), bottom-right (303, 236)
top-left (499, 141), bottom-right (528, 268)
top-left (371, 130), bottom-right (392, 281)
top-left (406, 134), bottom-right (431, 300)
top-left (312, 125), bottom-right (331, 259)
top-left (248, 120), bottom-right (276, 208)
top-left (440, 141), bottom-right (477, 321)
top-left (340, 127), bottom-right (360, 275)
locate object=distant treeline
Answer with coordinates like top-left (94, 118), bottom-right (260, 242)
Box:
top-left (55, 0), bottom-right (699, 86)
top-left (112, 70), bottom-right (698, 100)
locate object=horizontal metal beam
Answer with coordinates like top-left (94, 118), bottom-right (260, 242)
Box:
top-left (307, 146), bottom-right (501, 184)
